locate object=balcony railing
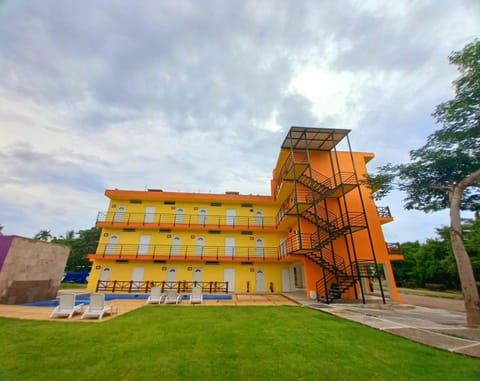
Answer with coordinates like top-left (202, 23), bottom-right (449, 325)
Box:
top-left (96, 280), bottom-right (229, 294)
top-left (276, 189), bottom-right (314, 222)
top-left (93, 243), bottom-right (287, 261)
top-left (97, 212), bottom-right (277, 229)
top-left (376, 206), bottom-right (392, 218)
top-left (275, 152), bottom-right (309, 196)
top-left (303, 169), bottom-right (358, 191)
top-left (386, 242), bottom-right (402, 254)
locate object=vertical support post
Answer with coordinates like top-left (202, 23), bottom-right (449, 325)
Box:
top-left (346, 134), bottom-right (385, 304)
top-left (331, 134), bottom-right (364, 303)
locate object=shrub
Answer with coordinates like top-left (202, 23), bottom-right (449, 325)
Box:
top-left (425, 283), bottom-right (447, 292)
top-left (403, 281), bottom-right (417, 289)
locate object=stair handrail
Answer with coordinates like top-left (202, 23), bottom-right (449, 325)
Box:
top-left (306, 206), bottom-right (340, 229)
top-left (274, 151), bottom-right (309, 196)
top-left (300, 169), bottom-right (358, 192)
top-left (315, 260), bottom-right (366, 303)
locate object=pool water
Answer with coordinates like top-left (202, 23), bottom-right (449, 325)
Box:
top-left (21, 293), bottom-right (232, 307)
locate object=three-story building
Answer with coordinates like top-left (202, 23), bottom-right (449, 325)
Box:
top-left (86, 127), bottom-right (403, 303)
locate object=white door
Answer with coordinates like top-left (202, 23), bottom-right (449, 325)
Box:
top-left (138, 234), bottom-right (151, 255)
top-left (193, 268), bottom-right (203, 287)
top-left (198, 208), bottom-right (208, 225)
top-left (225, 237), bottom-right (235, 256)
top-left (255, 237), bottom-right (265, 257)
top-left (131, 267), bottom-right (144, 291)
top-left (256, 269), bottom-right (266, 292)
top-left (113, 206), bottom-right (126, 222)
top-left (195, 236), bottom-right (205, 256)
top-left (281, 269), bottom-right (291, 292)
top-left (171, 235), bottom-right (181, 256)
top-left (224, 268), bottom-right (235, 292)
top-left (293, 263), bottom-right (305, 289)
top-left (99, 267), bottom-right (111, 282)
top-left (144, 206), bottom-right (156, 223)
top-left (167, 267), bottom-right (177, 289)
top-left (105, 234), bottom-right (119, 254)
top-left (175, 207), bottom-right (185, 224)
top-left (167, 267), bottom-right (177, 282)
top-left (254, 209), bottom-right (264, 226)
top-left (279, 237), bottom-right (288, 256)
top-left (226, 208), bottom-right (236, 225)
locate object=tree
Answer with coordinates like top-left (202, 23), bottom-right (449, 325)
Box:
top-left (372, 40), bottom-right (480, 326)
top-left (34, 230), bottom-right (53, 242)
top-left (0, 224), bottom-right (4, 235)
top-left (53, 227), bottom-right (100, 271)
top-left (463, 216), bottom-right (480, 281)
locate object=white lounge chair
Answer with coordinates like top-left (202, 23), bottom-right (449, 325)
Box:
top-left (50, 293), bottom-right (84, 319)
top-left (146, 286), bottom-right (165, 304)
top-left (189, 286), bottom-right (203, 304)
top-left (164, 289), bottom-right (182, 304)
top-left (81, 293), bottom-right (117, 320)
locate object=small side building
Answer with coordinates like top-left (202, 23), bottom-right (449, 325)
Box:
top-left (0, 235), bottom-right (70, 304)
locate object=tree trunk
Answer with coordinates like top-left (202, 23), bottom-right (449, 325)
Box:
top-left (449, 185), bottom-right (480, 327)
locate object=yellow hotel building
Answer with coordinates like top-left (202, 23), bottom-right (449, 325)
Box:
top-left (87, 127), bottom-right (403, 303)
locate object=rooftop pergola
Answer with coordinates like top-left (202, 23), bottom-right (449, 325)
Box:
top-left (281, 126), bottom-right (351, 151)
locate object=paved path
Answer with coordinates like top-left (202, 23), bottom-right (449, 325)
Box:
top-left (283, 292), bottom-right (480, 358)
top-left (400, 293), bottom-right (466, 312)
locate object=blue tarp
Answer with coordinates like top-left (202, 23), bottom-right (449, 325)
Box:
top-left (62, 270), bottom-right (90, 283)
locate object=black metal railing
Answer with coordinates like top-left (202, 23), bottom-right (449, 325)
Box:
top-left (274, 152), bottom-right (309, 196)
top-left (315, 260), bottom-right (375, 303)
top-left (298, 169), bottom-right (358, 198)
top-left (94, 243), bottom-right (286, 261)
top-left (97, 211), bottom-right (277, 229)
top-left (386, 242), bottom-right (402, 254)
top-left (276, 188), bottom-right (314, 223)
top-left (376, 206), bottom-right (392, 218)
top-left (96, 280), bottom-right (229, 293)
top-left (276, 170), bottom-right (359, 225)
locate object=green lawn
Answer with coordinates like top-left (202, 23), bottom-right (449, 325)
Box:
top-left (59, 282), bottom-right (88, 290)
top-left (0, 306), bottom-right (478, 381)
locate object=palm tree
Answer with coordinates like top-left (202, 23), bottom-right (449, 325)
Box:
top-left (34, 230), bottom-right (52, 242)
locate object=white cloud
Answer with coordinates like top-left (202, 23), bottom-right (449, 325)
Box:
top-left (0, 0), bottom-right (478, 241)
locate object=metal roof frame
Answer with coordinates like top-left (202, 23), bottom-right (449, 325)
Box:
top-left (281, 126), bottom-right (351, 151)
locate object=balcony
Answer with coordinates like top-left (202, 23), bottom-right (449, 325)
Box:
top-left (274, 152), bottom-right (309, 198)
top-left (386, 242), bottom-right (404, 260)
top-left (96, 211), bottom-right (278, 230)
top-left (376, 206), bottom-right (393, 224)
top-left (89, 243), bottom-right (289, 262)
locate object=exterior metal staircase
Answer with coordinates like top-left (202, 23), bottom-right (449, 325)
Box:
top-left (297, 169), bottom-right (358, 202)
top-left (277, 162), bottom-right (370, 303)
top-left (304, 248), bottom-right (359, 303)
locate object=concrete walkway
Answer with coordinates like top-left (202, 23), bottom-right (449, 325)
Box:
top-left (283, 291), bottom-right (480, 358)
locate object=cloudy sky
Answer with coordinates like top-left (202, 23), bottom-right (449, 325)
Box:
top-left (0, 0), bottom-right (478, 243)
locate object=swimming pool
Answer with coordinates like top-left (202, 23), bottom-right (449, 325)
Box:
top-left (21, 293), bottom-right (232, 307)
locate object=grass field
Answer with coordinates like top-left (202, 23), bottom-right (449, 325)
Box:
top-left (59, 282), bottom-right (88, 290)
top-left (0, 306), bottom-right (478, 381)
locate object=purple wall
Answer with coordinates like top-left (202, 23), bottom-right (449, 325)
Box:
top-left (0, 235), bottom-right (15, 271)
